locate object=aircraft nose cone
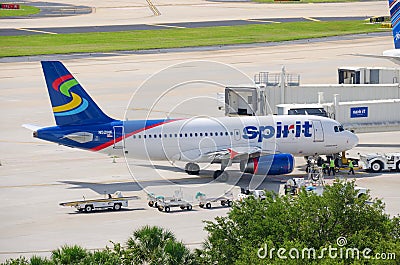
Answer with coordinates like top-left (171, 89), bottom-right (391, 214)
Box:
top-left (348, 132), bottom-right (359, 149)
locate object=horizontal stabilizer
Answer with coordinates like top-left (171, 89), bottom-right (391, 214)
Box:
top-left (22, 124), bottom-right (44, 131)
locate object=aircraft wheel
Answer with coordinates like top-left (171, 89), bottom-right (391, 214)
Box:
top-left (199, 204), bottom-right (204, 208)
top-left (213, 170), bottom-right (222, 179)
top-left (148, 201), bottom-right (154, 207)
top-left (396, 161), bottom-right (400, 172)
top-left (185, 163), bottom-right (200, 175)
top-left (158, 206), bottom-right (164, 212)
top-left (205, 203), bottom-right (211, 209)
top-left (164, 206), bottom-right (170, 213)
top-left (371, 161), bottom-right (383, 173)
top-left (180, 206), bottom-right (185, 210)
top-left (227, 200), bottom-right (233, 207)
top-left (187, 205), bottom-right (192, 211)
top-left (220, 200), bottom-right (226, 206)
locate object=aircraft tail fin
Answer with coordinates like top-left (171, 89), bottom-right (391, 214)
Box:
top-left (389, 0), bottom-right (400, 49)
top-left (41, 61), bottom-right (114, 126)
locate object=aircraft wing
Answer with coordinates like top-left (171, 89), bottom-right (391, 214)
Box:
top-left (350, 54), bottom-right (400, 65)
top-left (205, 146), bottom-right (263, 161)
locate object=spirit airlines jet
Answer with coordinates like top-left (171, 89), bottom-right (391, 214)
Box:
top-left (25, 61), bottom-right (358, 179)
top-left (355, 0), bottom-right (400, 65)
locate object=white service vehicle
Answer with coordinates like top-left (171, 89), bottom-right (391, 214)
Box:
top-left (59, 191), bottom-right (139, 213)
top-left (195, 191), bottom-right (234, 209)
top-left (359, 153), bottom-right (400, 173)
top-left (238, 188), bottom-right (267, 201)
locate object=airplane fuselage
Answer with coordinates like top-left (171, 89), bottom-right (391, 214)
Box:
top-left (36, 115), bottom-right (358, 163)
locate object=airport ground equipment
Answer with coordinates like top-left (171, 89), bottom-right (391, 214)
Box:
top-left (238, 188), bottom-right (266, 201)
top-left (149, 190), bottom-right (193, 213)
top-left (59, 191), bottom-right (139, 213)
top-left (283, 177), bottom-right (366, 198)
top-left (156, 197), bottom-right (192, 213)
top-left (195, 191), bottom-right (234, 209)
top-left (359, 153), bottom-right (400, 173)
top-left (147, 192), bottom-right (165, 208)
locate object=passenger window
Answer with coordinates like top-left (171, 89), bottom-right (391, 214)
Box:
top-left (210, 132), bottom-right (213, 136)
top-left (154, 134), bottom-right (157, 138)
top-left (179, 133), bottom-right (182, 138)
top-left (220, 132), bottom-right (223, 136)
top-left (225, 132), bottom-right (229, 136)
top-left (133, 135), bottom-right (136, 139)
top-left (185, 133), bottom-right (188, 137)
top-left (200, 133), bottom-right (203, 137)
top-left (138, 135), bottom-right (141, 139)
top-left (190, 133), bottom-right (193, 137)
top-left (205, 132), bottom-right (208, 137)
top-left (195, 133), bottom-right (198, 137)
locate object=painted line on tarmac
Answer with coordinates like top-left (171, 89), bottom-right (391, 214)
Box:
top-left (303, 17), bottom-right (321, 22)
top-left (244, 19), bottom-right (281, 24)
top-left (15, 28), bottom-right (58, 35)
top-left (148, 23), bottom-right (186, 29)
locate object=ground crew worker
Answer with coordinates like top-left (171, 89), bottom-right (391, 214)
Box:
top-left (329, 159), bottom-right (335, 176)
top-left (348, 160), bottom-right (355, 175)
top-left (322, 163), bottom-right (327, 175)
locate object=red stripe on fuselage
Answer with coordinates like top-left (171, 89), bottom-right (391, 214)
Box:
top-left (91, 119), bottom-right (180, 151)
top-left (52, 74), bottom-right (73, 91)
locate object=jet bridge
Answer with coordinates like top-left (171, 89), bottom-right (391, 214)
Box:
top-left (221, 67), bottom-right (400, 133)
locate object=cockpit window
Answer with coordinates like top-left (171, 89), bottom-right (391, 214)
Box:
top-left (334, 125), bottom-right (344, 132)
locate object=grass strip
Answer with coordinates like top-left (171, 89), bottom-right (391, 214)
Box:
top-left (0, 5), bottom-right (40, 17)
top-left (0, 20), bottom-right (388, 57)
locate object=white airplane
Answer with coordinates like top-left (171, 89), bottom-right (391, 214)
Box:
top-left (354, 0), bottom-right (400, 65)
top-left (25, 61), bottom-right (358, 179)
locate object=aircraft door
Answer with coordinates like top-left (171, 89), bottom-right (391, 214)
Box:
top-left (312, 120), bottom-right (324, 142)
top-left (113, 126), bottom-right (125, 149)
top-left (234, 129), bottom-right (241, 141)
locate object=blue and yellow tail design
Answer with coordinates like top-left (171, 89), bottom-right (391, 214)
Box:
top-left (41, 61), bottom-right (114, 126)
top-left (389, 0), bottom-right (400, 49)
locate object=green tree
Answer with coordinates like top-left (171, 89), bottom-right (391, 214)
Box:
top-left (199, 180), bottom-right (400, 265)
top-left (51, 245), bottom-right (89, 264)
top-left (125, 225), bottom-right (195, 265)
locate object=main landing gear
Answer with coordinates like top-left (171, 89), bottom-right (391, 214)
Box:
top-left (185, 163), bottom-right (200, 175)
top-left (213, 159), bottom-right (230, 181)
top-left (185, 160), bottom-right (230, 182)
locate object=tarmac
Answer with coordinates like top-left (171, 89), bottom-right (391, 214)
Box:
top-left (0, 0), bottom-right (399, 261)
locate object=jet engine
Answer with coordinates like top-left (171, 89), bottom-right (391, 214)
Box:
top-left (240, 154), bottom-right (294, 175)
